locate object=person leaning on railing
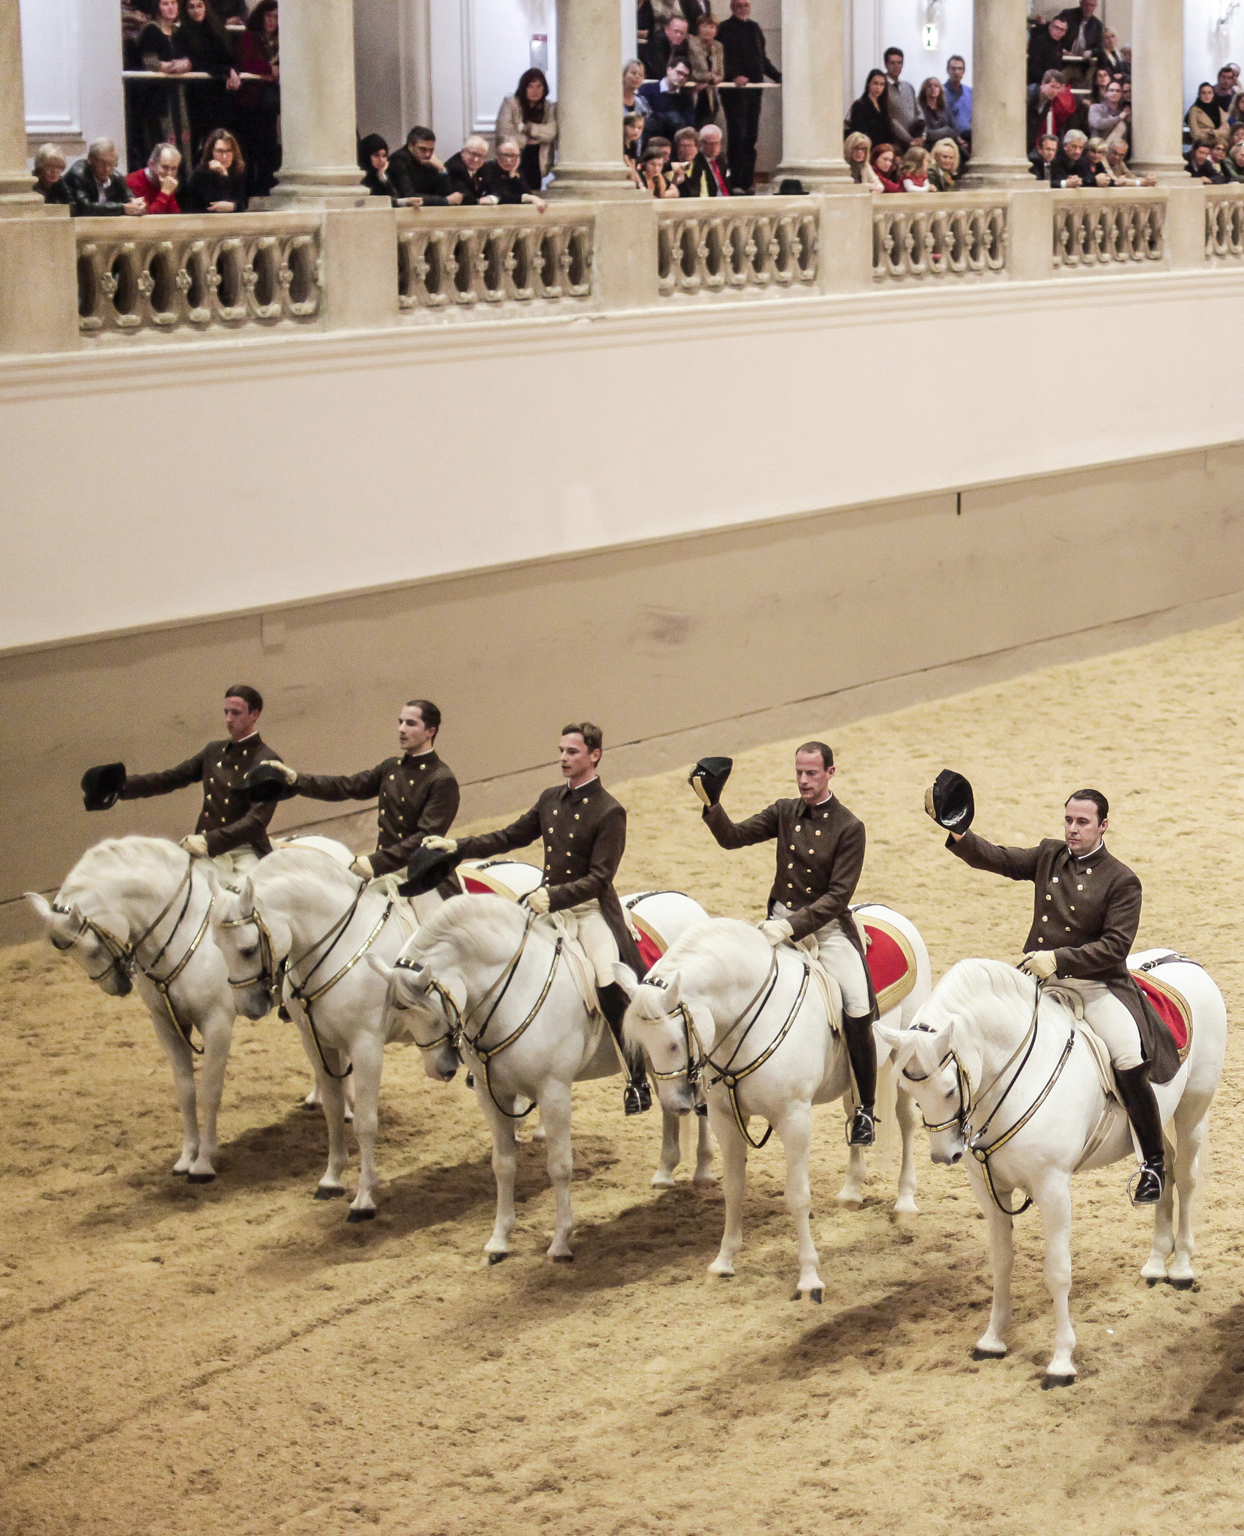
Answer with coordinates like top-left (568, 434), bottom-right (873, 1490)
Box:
top-left (870, 142), bottom-right (902, 193)
top-left (843, 132), bottom-right (882, 189)
top-left (927, 138), bottom-right (960, 191)
top-left (687, 12), bottom-right (725, 129)
top-left (33, 144), bottom-right (70, 206)
top-left (680, 123), bottom-right (730, 197)
top-left (1029, 132), bottom-right (1059, 182)
top-left (1102, 141), bottom-right (1156, 186)
top-left (1224, 141), bottom-right (1244, 184)
top-left (638, 142), bottom-right (680, 199)
top-left (64, 139), bottom-right (148, 217)
top-left (1049, 129), bottom-right (1108, 189)
top-left (183, 129), bottom-right (248, 212)
top-left (388, 126), bottom-right (462, 207)
top-left (445, 137), bottom-right (492, 205)
top-left (1186, 137), bottom-right (1228, 184)
top-left (477, 139), bottom-right (549, 212)
top-left (125, 142), bottom-right (182, 214)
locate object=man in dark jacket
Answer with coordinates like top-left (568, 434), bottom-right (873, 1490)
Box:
top-left (423, 722), bottom-right (652, 1116)
top-left (64, 139), bottom-right (148, 217)
top-left (478, 140), bottom-right (549, 209)
top-left (697, 741), bottom-right (879, 1146)
top-left (1027, 16), bottom-right (1070, 87)
top-left (716, 0), bottom-right (781, 192)
top-left (388, 126), bottom-right (464, 206)
top-left (444, 136), bottom-right (490, 204)
top-left (643, 13), bottom-right (691, 80)
top-left (1029, 134), bottom-right (1060, 179)
top-left (1057, 0), bottom-right (1103, 57)
top-left (1050, 129), bottom-right (1106, 186)
top-left (638, 60), bottom-right (698, 144)
top-left (678, 123), bottom-right (728, 196)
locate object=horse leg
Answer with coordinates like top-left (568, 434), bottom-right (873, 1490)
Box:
top-left (476, 1084), bottom-right (519, 1262)
top-left (1167, 1101), bottom-right (1210, 1288)
top-left (303, 1071), bottom-right (353, 1124)
top-left (837, 1131), bottom-right (868, 1211)
top-left (968, 1171), bottom-right (1013, 1360)
top-left (344, 1035), bottom-right (385, 1223)
top-left (1034, 1173), bottom-right (1077, 1386)
top-left (777, 1106), bottom-right (825, 1302)
top-left (652, 1104), bottom-right (683, 1189)
top-left (303, 1033), bottom-right (350, 1199)
top-left (186, 1008), bottom-right (234, 1181)
top-left (692, 1112), bottom-right (716, 1185)
top-left (706, 1102), bottom-right (747, 1278)
top-left (891, 1082), bottom-right (920, 1218)
top-left (147, 1004), bottom-right (201, 1175)
top-left (1140, 1125), bottom-right (1179, 1284)
top-left (538, 1080), bottom-right (576, 1262)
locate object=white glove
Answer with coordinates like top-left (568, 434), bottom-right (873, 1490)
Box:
top-left (1019, 950), bottom-right (1058, 981)
top-left (262, 759), bottom-right (297, 785)
top-left (350, 855), bottom-right (374, 879)
top-left (181, 834), bottom-right (209, 858)
top-left (525, 886), bottom-right (551, 915)
top-left (423, 836), bottom-right (457, 854)
top-left (759, 919), bottom-right (794, 946)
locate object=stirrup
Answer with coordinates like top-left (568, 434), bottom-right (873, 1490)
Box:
top-left (847, 1106), bottom-right (877, 1147)
top-left (1129, 1160), bottom-right (1164, 1206)
top-left (623, 1076), bottom-right (652, 1116)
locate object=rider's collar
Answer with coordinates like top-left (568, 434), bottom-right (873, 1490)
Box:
top-left (1067, 839), bottom-right (1106, 868)
top-left (561, 776), bottom-right (599, 800)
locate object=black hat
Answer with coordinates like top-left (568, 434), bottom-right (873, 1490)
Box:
top-left (688, 756), bottom-right (733, 808)
top-left (778, 178), bottom-right (807, 195)
top-left (398, 844), bottom-right (463, 898)
top-left (926, 769), bottom-right (974, 833)
top-left (81, 762), bottom-right (126, 812)
top-left (245, 762), bottom-right (299, 804)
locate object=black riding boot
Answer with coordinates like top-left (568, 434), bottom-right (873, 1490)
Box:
top-left (843, 1013), bottom-right (878, 1146)
top-left (598, 982), bottom-right (651, 1115)
top-left (1114, 1062), bottom-right (1165, 1204)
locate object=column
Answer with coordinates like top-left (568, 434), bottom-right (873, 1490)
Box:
top-left (960, 0), bottom-right (1030, 185)
top-left (266, 0), bottom-right (368, 206)
top-left (775, 0), bottom-right (852, 189)
top-left (1131, 0), bottom-right (1186, 181)
top-left (548, 0), bottom-right (640, 198)
top-left (1, 0), bottom-right (39, 207)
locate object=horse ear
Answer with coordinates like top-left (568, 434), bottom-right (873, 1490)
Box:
top-left (612, 962), bottom-right (639, 998)
top-left (24, 892), bottom-right (53, 924)
top-left (658, 973), bottom-right (680, 1009)
top-left (874, 1021), bottom-right (902, 1053)
top-left (393, 960), bottom-right (432, 997)
top-left (365, 952), bottom-right (394, 984)
top-left (911, 1024), bottom-right (953, 1076)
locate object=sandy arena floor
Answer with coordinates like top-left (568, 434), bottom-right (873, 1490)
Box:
top-left (2, 619), bottom-right (1243, 1536)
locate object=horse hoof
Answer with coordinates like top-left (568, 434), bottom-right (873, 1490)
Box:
top-left (345, 1207), bottom-right (376, 1223)
top-left (1042, 1373), bottom-right (1076, 1390)
top-left (299, 1099), bottom-right (319, 1112)
top-left (487, 1251), bottom-right (509, 1266)
top-left (972, 1347), bottom-right (1007, 1361)
top-left (810, 1288), bottom-right (823, 1304)
top-left (171, 1168), bottom-right (191, 1178)
top-left (186, 1172), bottom-right (216, 1185)
top-left (550, 1253), bottom-right (574, 1264)
top-left (1168, 1276), bottom-right (1196, 1291)
top-left (1145, 1276), bottom-right (1162, 1287)
top-left (313, 1186), bottom-right (346, 1201)
top-left (837, 1197), bottom-right (862, 1212)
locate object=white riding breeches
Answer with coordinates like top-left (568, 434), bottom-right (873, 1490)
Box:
top-left (567, 900), bottom-right (620, 988)
top-left (1060, 978), bottom-right (1144, 1071)
top-left (212, 846), bottom-right (259, 879)
top-left (772, 906), bottom-right (872, 1017)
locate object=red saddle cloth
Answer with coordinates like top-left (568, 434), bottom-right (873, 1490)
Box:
top-left (635, 930), bottom-right (664, 972)
top-left (859, 915), bottom-right (918, 1014)
top-left (1133, 971), bottom-right (1190, 1051)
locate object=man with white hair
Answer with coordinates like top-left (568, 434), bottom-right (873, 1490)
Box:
top-left (64, 139), bottom-right (147, 217)
top-left (444, 136), bottom-right (490, 204)
top-left (125, 142), bottom-right (182, 214)
top-left (680, 122), bottom-right (730, 196)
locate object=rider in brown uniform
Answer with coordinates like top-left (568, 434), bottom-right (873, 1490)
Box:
top-left (423, 722), bottom-right (652, 1115)
top-left (927, 772), bottom-right (1166, 1203)
top-left (692, 741), bottom-right (879, 1145)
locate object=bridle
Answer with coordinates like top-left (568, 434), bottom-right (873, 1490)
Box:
top-left (391, 915), bottom-right (564, 1119)
top-left (221, 880), bottom-right (394, 1080)
top-left (901, 979), bottom-right (1076, 1216)
top-left (51, 857), bottom-right (213, 1053)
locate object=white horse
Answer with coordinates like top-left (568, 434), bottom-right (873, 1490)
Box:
top-left (26, 836), bottom-right (234, 1181)
top-left (209, 845), bottom-right (419, 1221)
top-left (371, 894), bottom-right (714, 1263)
top-left (879, 954), bottom-right (1227, 1386)
top-left (616, 905), bottom-right (932, 1302)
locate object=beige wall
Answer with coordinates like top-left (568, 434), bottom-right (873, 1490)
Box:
top-left (4, 442), bottom-right (1242, 941)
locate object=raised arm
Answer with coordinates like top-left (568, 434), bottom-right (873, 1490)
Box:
top-left (119, 750), bottom-right (206, 799)
top-left (292, 765), bottom-right (385, 804)
top-left (702, 800), bottom-right (780, 849)
top-left (947, 829), bottom-right (1043, 882)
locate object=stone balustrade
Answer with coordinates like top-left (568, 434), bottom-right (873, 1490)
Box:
top-left (395, 206), bottom-right (594, 319)
top-left (872, 193), bottom-right (1008, 283)
top-left (1052, 189), bottom-right (1166, 270)
top-left (655, 196), bottom-right (819, 300)
top-left (1205, 192), bottom-right (1244, 260)
top-left (75, 213), bottom-right (322, 337)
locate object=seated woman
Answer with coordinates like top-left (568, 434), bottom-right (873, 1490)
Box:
top-left (137, 0), bottom-right (193, 165)
top-left (1187, 82), bottom-right (1228, 146)
top-left (183, 128), bottom-right (248, 211)
top-left (359, 133), bottom-right (394, 199)
top-left (496, 68), bottom-right (558, 192)
top-left (33, 143), bottom-right (70, 204)
top-left (638, 142), bottom-right (679, 198)
top-left (869, 142), bottom-right (903, 192)
top-left (843, 131), bottom-right (880, 187)
top-left (1088, 79), bottom-right (1130, 144)
top-left (927, 137), bottom-right (961, 190)
top-left (477, 139), bottom-right (549, 210)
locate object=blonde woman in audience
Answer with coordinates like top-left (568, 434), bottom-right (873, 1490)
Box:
top-left (900, 146), bottom-right (931, 191)
top-left (622, 59), bottom-right (650, 118)
top-left (928, 138), bottom-right (960, 190)
top-left (1225, 140), bottom-right (1244, 182)
top-left (34, 143), bottom-right (70, 204)
top-left (843, 132), bottom-right (881, 188)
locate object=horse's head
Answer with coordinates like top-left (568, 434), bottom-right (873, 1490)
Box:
top-left (210, 875), bottom-right (289, 1020)
top-left (877, 1018), bottom-right (970, 1165)
top-left (369, 946), bottom-right (464, 1082)
top-left (26, 890), bottom-right (134, 997)
top-left (615, 962), bottom-right (700, 1115)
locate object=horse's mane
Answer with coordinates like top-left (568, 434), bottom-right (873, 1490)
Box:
top-left (917, 957), bottom-right (1039, 1034)
top-left (630, 917), bottom-right (772, 1020)
top-left (408, 894), bottom-right (529, 967)
top-left (250, 844), bottom-right (361, 896)
top-left (60, 836), bottom-right (189, 906)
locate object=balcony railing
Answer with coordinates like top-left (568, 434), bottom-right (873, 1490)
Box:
top-left (75, 212), bottom-right (321, 337)
top-left (1052, 188), bottom-right (1165, 269)
top-left (872, 193), bottom-right (1008, 283)
top-left (655, 196), bottom-right (819, 299)
top-left (1206, 192), bottom-right (1244, 259)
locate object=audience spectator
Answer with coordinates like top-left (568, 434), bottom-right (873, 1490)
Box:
top-left (622, 59), bottom-right (650, 118)
top-left (389, 126), bottom-right (463, 206)
top-left (445, 136), bottom-right (490, 204)
top-left (685, 122), bottom-right (730, 195)
top-left (847, 70), bottom-right (894, 148)
top-left (1028, 17), bottom-right (1070, 88)
top-left (359, 134), bottom-right (394, 199)
top-left (716, 0), bottom-right (780, 193)
top-left (136, 0), bottom-right (193, 165)
top-left (235, 0), bottom-right (280, 199)
top-left (1029, 132), bottom-right (1059, 181)
top-left (1082, 135), bottom-right (1112, 184)
top-left (883, 47), bottom-right (920, 150)
top-left (638, 142), bottom-right (679, 197)
top-left (916, 77), bottom-right (961, 156)
top-left (478, 139), bottom-right (549, 210)
top-left (1032, 70), bottom-right (1077, 148)
top-left (623, 112), bottom-right (645, 182)
top-left (669, 125), bottom-right (701, 190)
top-left (176, 0), bottom-right (241, 158)
top-left (183, 128), bottom-right (247, 210)
top-left (944, 54), bottom-right (972, 149)
top-left (496, 68), bottom-right (558, 190)
top-left (928, 138), bottom-right (960, 190)
top-left (65, 138), bottom-right (148, 216)
top-left (1057, 0), bottom-right (1102, 58)
top-left (844, 132), bottom-right (883, 189)
top-left (900, 146), bottom-right (930, 191)
top-left (1097, 26), bottom-right (1127, 77)
top-left (1049, 128), bottom-right (1104, 187)
top-left (688, 12), bottom-right (725, 128)
top-left (1103, 140), bottom-right (1156, 186)
top-left (1232, 108), bottom-right (1244, 140)
top-left (125, 141), bottom-right (182, 212)
top-left (1211, 138), bottom-right (1230, 178)
top-left (1088, 78), bottom-right (1129, 143)
top-left (1213, 65), bottom-right (1237, 117)
top-left (637, 0), bottom-right (654, 45)
top-left (1186, 137), bottom-right (1222, 182)
top-left (1224, 141), bottom-right (1244, 183)
top-left (644, 14), bottom-right (690, 81)
top-left (1188, 83), bottom-right (1228, 146)
top-left (33, 144), bottom-right (70, 205)
top-left (638, 59), bottom-right (697, 142)
top-left (870, 142), bottom-right (902, 192)
top-left (1089, 65), bottom-right (1114, 104)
